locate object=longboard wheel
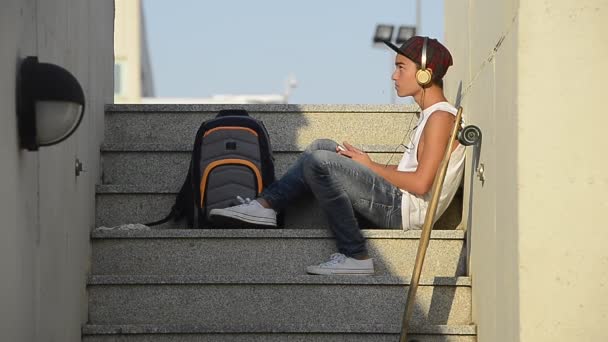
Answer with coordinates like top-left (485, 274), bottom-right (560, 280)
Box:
top-left (458, 125), bottom-right (482, 146)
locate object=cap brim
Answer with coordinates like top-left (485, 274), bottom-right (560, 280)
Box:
top-left (384, 41), bottom-right (404, 55)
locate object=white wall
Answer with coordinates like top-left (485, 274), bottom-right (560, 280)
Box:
top-left (445, 1), bottom-right (519, 340)
top-left (0, 0), bottom-right (113, 341)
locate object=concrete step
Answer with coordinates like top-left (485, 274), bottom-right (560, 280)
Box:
top-left (83, 323), bottom-right (477, 341)
top-left (103, 104), bottom-right (419, 148)
top-left (87, 275), bottom-right (471, 328)
top-left (91, 229), bottom-right (466, 277)
top-left (95, 184), bottom-right (462, 230)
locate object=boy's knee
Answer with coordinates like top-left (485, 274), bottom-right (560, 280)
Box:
top-left (303, 150), bottom-right (333, 174)
top-left (306, 139), bottom-right (338, 153)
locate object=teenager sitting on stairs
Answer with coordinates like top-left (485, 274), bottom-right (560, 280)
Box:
top-left (210, 36), bottom-right (465, 275)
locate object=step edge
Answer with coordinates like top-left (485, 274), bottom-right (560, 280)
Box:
top-left (91, 228), bottom-right (465, 240)
top-left (100, 143), bottom-right (403, 153)
top-left (83, 322), bottom-right (476, 335)
top-left (97, 184), bottom-right (177, 194)
top-left (87, 275), bottom-right (471, 286)
top-left (104, 103), bottom-right (420, 113)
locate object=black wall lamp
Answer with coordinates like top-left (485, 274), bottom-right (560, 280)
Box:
top-left (17, 56), bottom-right (85, 151)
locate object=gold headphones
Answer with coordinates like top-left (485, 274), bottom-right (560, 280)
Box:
top-left (415, 37), bottom-right (433, 87)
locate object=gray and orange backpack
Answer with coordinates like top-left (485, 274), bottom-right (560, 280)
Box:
top-left (147, 109), bottom-right (277, 228)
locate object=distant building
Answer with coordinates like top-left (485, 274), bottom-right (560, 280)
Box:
top-left (141, 94), bottom-right (289, 105)
top-left (114, 0), bottom-right (154, 103)
top-left (114, 1), bottom-right (296, 104)
top-left (141, 74), bottom-right (298, 104)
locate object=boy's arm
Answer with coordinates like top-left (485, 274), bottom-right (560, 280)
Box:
top-left (341, 111), bottom-right (454, 196)
top-left (371, 163), bottom-right (397, 171)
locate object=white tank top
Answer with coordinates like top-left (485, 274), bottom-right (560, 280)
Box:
top-left (397, 101), bottom-right (466, 229)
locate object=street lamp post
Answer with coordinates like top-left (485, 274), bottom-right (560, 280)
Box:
top-left (416, 0), bottom-right (421, 36)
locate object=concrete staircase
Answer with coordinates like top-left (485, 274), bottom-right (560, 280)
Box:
top-left (84, 104), bottom-right (476, 341)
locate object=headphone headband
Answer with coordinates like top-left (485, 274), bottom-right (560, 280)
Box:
top-left (421, 37), bottom-right (428, 70)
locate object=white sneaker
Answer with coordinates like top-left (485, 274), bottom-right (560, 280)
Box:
top-left (306, 253), bottom-right (374, 275)
top-left (209, 196), bottom-right (277, 227)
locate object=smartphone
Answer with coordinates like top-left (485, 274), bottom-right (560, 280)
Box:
top-left (337, 145), bottom-right (351, 158)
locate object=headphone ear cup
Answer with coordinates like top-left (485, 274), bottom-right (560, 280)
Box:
top-left (416, 68), bottom-right (433, 86)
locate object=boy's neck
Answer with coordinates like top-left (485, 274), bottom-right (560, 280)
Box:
top-left (414, 86), bottom-right (448, 111)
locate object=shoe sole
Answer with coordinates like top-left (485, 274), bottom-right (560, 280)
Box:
top-left (209, 209), bottom-right (277, 228)
top-left (306, 267), bottom-right (375, 276)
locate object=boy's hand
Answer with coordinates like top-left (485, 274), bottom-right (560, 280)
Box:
top-left (338, 141), bottom-right (372, 166)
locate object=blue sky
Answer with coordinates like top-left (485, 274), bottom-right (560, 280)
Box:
top-left (143, 0), bottom-right (444, 104)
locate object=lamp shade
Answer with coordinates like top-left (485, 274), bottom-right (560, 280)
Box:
top-left (17, 56), bottom-right (85, 150)
top-left (373, 24), bottom-right (394, 44)
top-left (35, 101), bottom-right (83, 145)
top-left (396, 26), bottom-right (416, 45)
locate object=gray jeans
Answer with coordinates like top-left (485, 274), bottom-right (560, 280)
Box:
top-left (261, 139), bottom-right (402, 258)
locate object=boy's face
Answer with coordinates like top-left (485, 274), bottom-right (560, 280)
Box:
top-left (392, 54), bottom-right (420, 97)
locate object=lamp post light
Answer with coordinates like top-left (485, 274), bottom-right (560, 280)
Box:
top-left (16, 56), bottom-right (86, 151)
top-left (396, 26), bottom-right (416, 45)
top-left (372, 24), bottom-right (395, 45)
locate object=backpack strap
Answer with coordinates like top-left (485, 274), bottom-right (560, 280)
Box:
top-left (144, 121), bottom-right (207, 228)
top-left (144, 163), bottom-right (194, 227)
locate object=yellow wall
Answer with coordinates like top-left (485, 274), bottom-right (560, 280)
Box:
top-left (446, 0), bottom-right (608, 341)
top-left (114, 0), bottom-right (142, 103)
top-left (517, 1), bottom-right (608, 340)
